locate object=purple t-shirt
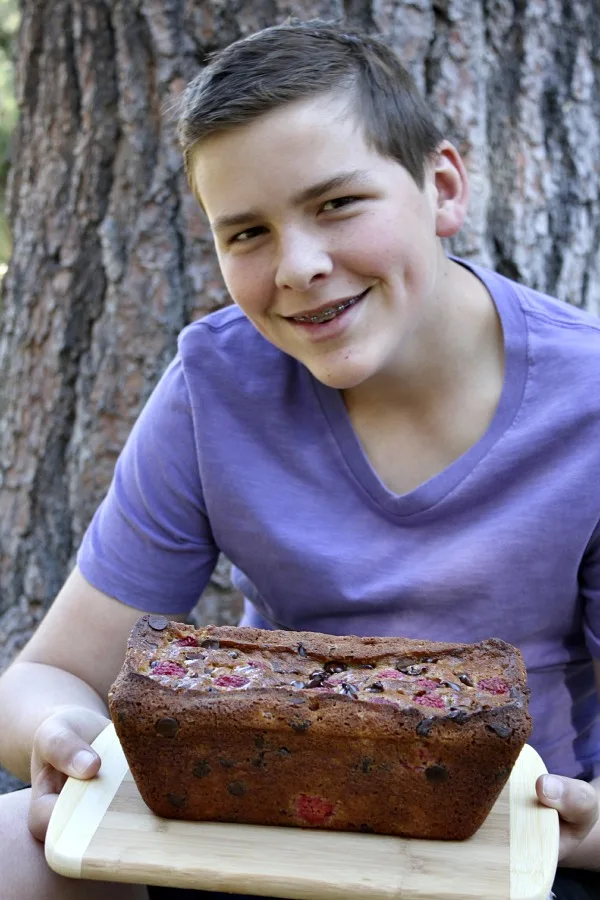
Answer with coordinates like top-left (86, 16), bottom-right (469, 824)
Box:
top-left (78, 259), bottom-right (600, 780)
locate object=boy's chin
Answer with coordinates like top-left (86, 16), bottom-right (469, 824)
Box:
top-left (307, 362), bottom-right (373, 392)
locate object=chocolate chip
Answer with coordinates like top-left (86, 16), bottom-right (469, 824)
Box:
top-left (200, 639), bottom-right (220, 649)
top-left (340, 682), bottom-right (358, 698)
top-left (495, 766), bottom-right (511, 781)
top-left (227, 781), bottom-right (247, 797)
top-left (155, 716), bottom-right (179, 737)
top-left (359, 823), bottom-right (374, 833)
top-left (416, 717), bottom-right (435, 737)
top-left (254, 735), bottom-right (265, 749)
top-left (359, 757), bottom-right (374, 774)
top-left (167, 793), bottom-right (186, 807)
top-left (360, 663), bottom-right (375, 669)
top-left (291, 680), bottom-right (305, 689)
top-left (425, 764), bottom-right (449, 783)
top-left (306, 671), bottom-right (327, 688)
top-left (278, 747), bottom-right (291, 757)
top-left (192, 760), bottom-right (211, 778)
top-left (148, 615), bottom-right (168, 631)
top-left (218, 757), bottom-right (235, 769)
top-left (324, 660), bottom-right (348, 674)
top-left (297, 643), bottom-right (307, 657)
top-left (447, 709), bottom-right (468, 723)
top-left (399, 665), bottom-right (428, 676)
top-left (444, 681), bottom-right (462, 691)
top-left (229, 650), bottom-right (239, 659)
top-left (185, 650), bottom-right (204, 660)
top-left (289, 719), bottom-right (311, 733)
top-left (366, 681), bottom-right (384, 692)
top-left (458, 673), bottom-right (474, 686)
top-left (252, 752), bottom-right (266, 768)
top-left (486, 723), bottom-right (513, 739)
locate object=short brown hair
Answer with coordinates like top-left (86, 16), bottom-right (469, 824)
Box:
top-left (177, 19), bottom-right (443, 193)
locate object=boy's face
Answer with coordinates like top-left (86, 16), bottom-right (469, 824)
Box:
top-left (191, 93), bottom-right (467, 390)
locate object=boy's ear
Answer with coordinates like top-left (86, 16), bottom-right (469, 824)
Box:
top-left (432, 141), bottom-right (469, 238)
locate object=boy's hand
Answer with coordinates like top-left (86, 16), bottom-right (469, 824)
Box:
top-left (28, 706), bottom-right (110, 842)
top-left (536, 773), bottom-right (599, 867)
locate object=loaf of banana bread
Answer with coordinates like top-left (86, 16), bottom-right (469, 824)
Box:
top-left (108, 616), bottom-right (531, 840)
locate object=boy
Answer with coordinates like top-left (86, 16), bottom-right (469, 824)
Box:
top-left (0, 18), bottom-right (599, 900)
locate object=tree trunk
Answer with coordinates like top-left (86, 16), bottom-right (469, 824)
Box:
top-left (1, 0), bottom-right (599, 791)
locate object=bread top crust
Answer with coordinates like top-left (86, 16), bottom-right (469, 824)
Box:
top-left (111, 617), bottom-right (530, 726)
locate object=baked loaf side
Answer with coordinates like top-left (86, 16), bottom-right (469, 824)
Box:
top-left (108, 616), bottom-right (532, 840)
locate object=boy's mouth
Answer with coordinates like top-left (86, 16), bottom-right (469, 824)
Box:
top-left (289, 288), bottom-right (370, 325)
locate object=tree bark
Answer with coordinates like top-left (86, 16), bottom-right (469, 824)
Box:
top-left (1, 0), bottom-right (599, 790)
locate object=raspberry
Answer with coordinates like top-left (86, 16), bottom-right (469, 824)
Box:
top-left (378, 669), bottom-right (406, 680)
top-left (296, 794), bottom-right (335, 825)
top-left (478, 677), bottom-right (509, 695)
top-left (151, 661), bottom-right (187, 677)
top-left (415, 693), bottom-right (445, 709)
top-left (174, 636), bottom-right (199, 647)
top-left (246, 659), bottom-right (270, 670)
top-left (415, 678), bottom-right (439, 690)
top-left (213, 674), bottom-right (250, 689)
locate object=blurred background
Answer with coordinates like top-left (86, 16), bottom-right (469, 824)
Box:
top-left (0, 0), bottom-right (18, 276)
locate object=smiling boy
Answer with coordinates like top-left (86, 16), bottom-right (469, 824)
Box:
top-left (1, 18), bottom-right (600, 900)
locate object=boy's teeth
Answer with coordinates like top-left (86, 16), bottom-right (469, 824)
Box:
top-left (294, 294), bottom-right (361, 324)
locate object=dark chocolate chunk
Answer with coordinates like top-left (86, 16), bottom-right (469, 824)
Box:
top-left (254, 735), bottom-right (265, 749)
top-left (360, 663), bottom-right (375, 669)
top-left (494, 766), bottom-right (511, 781)
top-left (359, 757), bottom-right (374, 774)
top-left (324, 660), bottom-right (348, 674)
top-left (486, 722), bottom-right (513, 739)
top-left (444, 681), bottom-right (462, 691)
top-left (289, 719), bottom-right (311, 733)
top-left (200, 638), bottom-right (220, 650)
top-left (252, 752), bottom-right (266, 768)
top-left (192, 760), bottom-right (211, 778)
top-left (306, 671), bottom-right (327, 688)
top-left (148, 615), bottom-right (168, 631)
top-left (359, 823), bottom-right (374, 833)
top-left (340, 682), bottom-right (358, 698)
top-left (218, 757), bottom-right (236, 769)
top-left (229, 650), bottom-right (239, 659)
top-left (399, 664), bottom-right (428, 676)
top-left (297, 643), bottom-right (307, 657)
top-left (447, 709), bottom-right (469, 723)
top-left (416, 717), bottom-right (435, 737)
top-left (278, 747), bottom-right (291, 757)
top-left (227, 781), bottom-right (247, 797)
top-left (155, 716), bottom-right (179, 737)
top-left (290, 680), bottom-right (305, 689)
top-left (458, 673), bottom-right (474, 686)
top-left (366, 681), bottom-right (384, 692)
top-left (167, 793), bottom-right (187, 808)
top-left (425, 764), bottom-right (449, 783)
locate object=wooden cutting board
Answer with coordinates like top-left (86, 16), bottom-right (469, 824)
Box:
top-left (45, 723), bottom-right (558, 900)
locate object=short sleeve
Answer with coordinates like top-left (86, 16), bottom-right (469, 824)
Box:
top-left (77, 355), bottom-right (219, 613)
top-left (580, 522), bottom-right (600, 658)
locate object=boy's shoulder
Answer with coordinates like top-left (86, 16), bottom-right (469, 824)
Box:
top-left (465, 259), bottom-right (600, 349)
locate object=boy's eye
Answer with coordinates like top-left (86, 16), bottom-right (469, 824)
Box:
top-left (228, 226), bottom-right (266, 245)
top-left (320, 196), bottom-right (360, 212)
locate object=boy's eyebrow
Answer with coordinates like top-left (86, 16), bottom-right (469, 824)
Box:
top-left (211, 170), bottom-right (372, 233)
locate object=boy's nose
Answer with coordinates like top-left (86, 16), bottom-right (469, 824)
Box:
top-left (275, 231), bottom-right (333, 292)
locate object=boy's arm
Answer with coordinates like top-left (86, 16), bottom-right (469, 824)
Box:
top-left (0, 566), bottom-right (161, 780)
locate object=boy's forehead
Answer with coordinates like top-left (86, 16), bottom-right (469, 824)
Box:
top-left (190, 97), bottom-right (383, 219)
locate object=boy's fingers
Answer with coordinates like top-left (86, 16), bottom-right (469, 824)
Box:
top-left (537, 774), bottom-right (598, 833)
top-left (28, 764), bottom-right (66, 842)
top-left (32, 717), bottom-right (101, 781)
